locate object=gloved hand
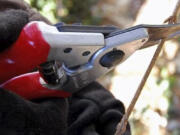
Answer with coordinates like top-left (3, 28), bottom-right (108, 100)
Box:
top-left (0, 88), bottom-right (68, 135)
top-left (0, 1), bottom-right (68, 135)
top-left (68, 82), bottom-right (131, 135)
top-left (0, 1), bottom-right (131, 135)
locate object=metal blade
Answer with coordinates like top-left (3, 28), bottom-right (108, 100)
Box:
top-left (141, 23), bottom-right (180, 48)
top-left (107, 23), bottom-right (180, 49)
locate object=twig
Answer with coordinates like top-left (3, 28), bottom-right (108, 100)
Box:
top-left (114, 39), bottom-right (166, 135)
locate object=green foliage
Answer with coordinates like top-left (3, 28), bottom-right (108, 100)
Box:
top-left (172, 129), bottom-right (180, 135)
top-left (25, 0), bottom-right (58, 23)
top-left (61, 0), bottom-right (101, 24)
top-left (25, 0), bottom-right (101, 25)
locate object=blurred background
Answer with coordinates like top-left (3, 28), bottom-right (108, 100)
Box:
top-left (25, 0), bottom-right (180, 134)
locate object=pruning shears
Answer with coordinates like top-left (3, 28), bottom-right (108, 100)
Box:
top-left (0, 21), bottom-right (180, 99)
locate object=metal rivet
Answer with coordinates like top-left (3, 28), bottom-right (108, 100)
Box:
top-left (64, 48), bottom-right (72, 53)
top-left (82, 51), bottom-right (91, 56)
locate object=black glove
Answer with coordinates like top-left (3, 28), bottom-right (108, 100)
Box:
top-left (0, 9), bottom-right (28, 52)
top-left (0, 88), bottom-right (68, 135)
top-left (0, 6), bottom-right (68, 135)
top-left (0, 2), bottom-right (131, 135)
top-left (68, 82), bottom-right (131, 135)
top-left (0, 0), bottom-right (51, 52)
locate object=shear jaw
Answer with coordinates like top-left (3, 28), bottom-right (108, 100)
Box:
top-left (40, 25), bottom-right (149, 93)
top-left (60, 27), bottom-right (149, 92)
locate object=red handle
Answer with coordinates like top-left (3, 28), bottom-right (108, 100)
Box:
top-left (0, 22), bottom-right (50, 83)
top-left (0, 22), bottom-right (72, 99)
top-left (0, 72), bottom-right (71, 99)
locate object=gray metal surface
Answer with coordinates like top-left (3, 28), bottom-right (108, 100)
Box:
top-left (39, 22), bottom-right (180, 92)
top-left (46, 27), bottom-right (149, 92)
top-left (38, 22), bottom-right (105, 68)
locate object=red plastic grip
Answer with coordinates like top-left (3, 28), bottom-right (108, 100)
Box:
top-left (0, 22), bottom-right (71, 99)
top-left (0, 22), bottom-right (50, 83)
top-left (0, 72), bottom-right (71, 99)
